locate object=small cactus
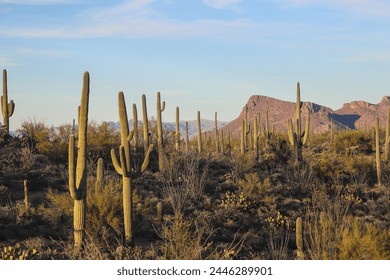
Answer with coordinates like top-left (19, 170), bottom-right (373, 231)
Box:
top-left (385, 109), bottom-right (390, 161)
top-left (296, 217), bottom-right (304, 260)
top-left (1, 69), bottom-right (15, 134)
top-left (215, 112), bottom-right (219, 153)
top-left (95, 158), bottom-right (104, 193)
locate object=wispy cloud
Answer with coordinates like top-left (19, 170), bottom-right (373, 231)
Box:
top-left (0, 0), bottom-right (74, 4)
top-left (203, 0), bottom-right (243, 11)
top-left (0, 56), bottom-right (21, 66)
top-left (17, 47), bottom-right (70, 57)
top-left (0, 0), bottom-right (255, 39)
top-left (342, 52), bottom-right (390, 63)
top-left (267, 0), bottom-right (390, 17)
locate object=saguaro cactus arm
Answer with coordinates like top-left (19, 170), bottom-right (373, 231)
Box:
top-left (141, 144), bottom-right (154, 173)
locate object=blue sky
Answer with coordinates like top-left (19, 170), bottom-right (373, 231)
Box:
top-left (1, 0), bottom-right (390, 130)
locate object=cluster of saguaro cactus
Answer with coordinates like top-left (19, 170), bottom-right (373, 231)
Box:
top-left (288, 82), bottom-right (310, 163)
top-left (1, 69), bottom-right (15, 134)
top-left (68, 71), bottom-right (90, 249)
top-left (157, 92), bottom-right (165, 171)
top-left (111, 91), bottom-right (153, 246)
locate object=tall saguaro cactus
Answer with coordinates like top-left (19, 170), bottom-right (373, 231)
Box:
top-left (1, 69), bottom-right (15, 134)
top-left (287, 82), bottom-right (310, 163)
top-left (253, 117), bottom-right (260, 158)
top-left (175, 106), bottom-right (180, 152)
top-left (142, 94), bottom-right (150, 153)
top-left (157, 92), bottom-right (165, 171)
top-left (375, 117), bottom-right (382, 185)
top-left (132, 103), bottom-right (139, 148)
top-left (68, 71), bottom-right (90, 249)
top-left (385, 109), bottom-right (390, 161)
top-left (197, 111), bottom-right (202, 154)
top-left (215, 112), bottom-right (219, 153)
top-left (111, 91), bottom-right (153, 245)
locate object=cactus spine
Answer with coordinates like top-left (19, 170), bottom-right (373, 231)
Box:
top-left (296, 217), bottom-right (304, 259)
top-left (69, 71), bottom-right (90, 249)
top-left (142, 94), bottom-right (150, 153)
top-left (175, 106), bottom-right (180, 152)
top-left (375, 117), bottom-right (381, 185)
top-left (197, 111), bottom-right (202, 154)
top-left (132, 103), bottom-right (139, 148)
top-left (287, 82), bottom-right (310, 163)
top-left (111, 92), bottom-right (153, 245)
top-left (157, 92), bottom-right (165, 171)
top-left (1, 69), bottom-right (15, 134)
top-left (95, 158), bottom-right (104, 193)
top-left (385, 109), bottom-right (390, 161)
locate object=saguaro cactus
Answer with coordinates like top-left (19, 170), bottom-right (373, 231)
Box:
top-left (157, 92), bottom-right (165, 171)
top-left (385, 109), bottom-right (390, 161)
top-left (111, 91), bottom-right (153, 245)
top-left (185, 121), bottom-right (189, 153)
top-left (215, 112), bottom-right (219, 153)
top-left (287, 82), bottom-right (310, 163)
top-left (142, 94), bottom-right (150, 153)
top-left (296, 217), bottom-right (304, 259)
top-left (95, 158), bottom-right (104, 193)
top-left (253, 117), bottom-right (261, 158)
top-left (197, 111), bottom-right (202, 154)
top-left (1, 69), bottom-right (15, 134)
top-left (375, 117), bottom-right (382, 185)
top-left (241, 119), bottom-right (245, 155)
top-left (132, 103), bottom-right (139, 148)
top-left (175, 106), bottom-right (180, 152)
top-left (69, 71), bottom-right (90, 249)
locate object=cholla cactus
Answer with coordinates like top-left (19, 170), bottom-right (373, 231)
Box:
top-left (68, 71), bottom-right (90, 249)
top-left (1, 69), bottom-right (15, 134)
top-left (111, 91), bottom-right (153, 246)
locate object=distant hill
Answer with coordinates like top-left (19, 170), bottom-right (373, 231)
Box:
top-left (222, 95), bottom-right (390, 136)
top-left (106, 119), bottom-right (228, 139)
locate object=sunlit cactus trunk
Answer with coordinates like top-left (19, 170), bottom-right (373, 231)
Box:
top-left (197, 111), bottom-right (202, 154)
top-left (175, 106), bottom-right (180, 152)
top-left (111, 92), bottom-right (153, 246)
top-left (157, 92), bottom-right (165, 171)
top-left (375, 117), bottom-right (382, 185)
top-left (142, 94), bottom-right (150, 153)
top-left (68, 71), bottom-right (90, 249)
top-left (1, 69), bottom-right (15, 134)
top-left (296, 217), bottom-right (304, 260)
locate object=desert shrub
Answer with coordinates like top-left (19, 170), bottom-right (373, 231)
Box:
top-left (0, 127), bottom-right (23, 175)
top-left (160, 152), bottom-right (209, 216)
top-left (237, 172), bottom-right (269, 199)
top-left (333, 130), bottom-right (372, 155)
top-left (265, 211), bottom-right (291, 260)
top-left (17, 118), bottom-right (51, 154)
top-left (303, 187), bottom-right (352, 259)
top-left (87, 121), bottom-right (120, 163)
top-left (220, 191), bottom-right (254, 212)
top-left (338, 219), bottom-right (390, 260)
top-left (228, 153), bottom-right (257, 183)
top-left (260, 137), bottom-right (291, 167)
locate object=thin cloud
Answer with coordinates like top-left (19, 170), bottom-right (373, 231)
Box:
top-left (203, 0), bottom-right (243, 10)
top-left (267, 0), bottom-right (390, 17)
top-left (342, 52), bottom-right (390, 63)
top-left (17, 47), bottom-right (70, 57)
top-left (0, 0), bottom-right (74, 4)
